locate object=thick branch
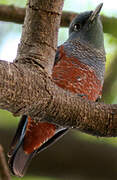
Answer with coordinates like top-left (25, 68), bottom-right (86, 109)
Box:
top-left (0, 5), bottom-right (117, 38)
top-left (0, 60), bottom-right (117, 137)
top-left (15, 1), bottom-right (64, 75)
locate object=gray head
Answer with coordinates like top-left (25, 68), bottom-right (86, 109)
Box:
top-left (68, 3), bottom-right (104, 49)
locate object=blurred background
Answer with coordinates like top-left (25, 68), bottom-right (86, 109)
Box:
top-left (0, 0), bottom-right (117, 179)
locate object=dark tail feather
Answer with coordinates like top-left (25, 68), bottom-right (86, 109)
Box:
top-left (8, 115), bottom-right (30, 177)
top-left (8, 127), bottom-right (68, 177)
top-left (37, 127), bottom-right (69, 153)
top-left (8, 115), bottom-right (27, 158)
top-left (8, 142), bottom-right (37, 177)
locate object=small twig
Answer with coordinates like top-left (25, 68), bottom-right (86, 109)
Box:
top-left (0, 145), bottom-right (11, 180)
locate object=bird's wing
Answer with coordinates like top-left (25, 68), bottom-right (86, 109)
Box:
top-left (54, 46), bottom-right (63, 66)
top-left (8, 115), bottom-right (27, 158)
top-left (8, 116), bottom-right (68, 177)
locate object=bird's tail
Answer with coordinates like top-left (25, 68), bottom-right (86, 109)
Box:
top-left (8, 115), bottom-right (68, 177)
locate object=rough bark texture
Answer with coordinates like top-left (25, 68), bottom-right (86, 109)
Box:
top-left (15, 0), bottom-right (64, 75)
top-left (0, 5), bottom-right (117, 38)
top-left (0, 61), bottom-right (117, 137)
top-left (0, 1), bottom-right (117, 142)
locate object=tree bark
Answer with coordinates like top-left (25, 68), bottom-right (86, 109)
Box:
top-left (0, 5), bottom-right (117, 38)
top-left (15, 0), bottom-right (64, 75)
top-left (0, 145), bottom-right (10, 180)
top-left (0, 0), bottom-right (117, 139)
top-left (0, 60), bottom-right (117, 137)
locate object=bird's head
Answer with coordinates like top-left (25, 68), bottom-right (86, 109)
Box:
top-left (68, 3), bottom-right (104, 49)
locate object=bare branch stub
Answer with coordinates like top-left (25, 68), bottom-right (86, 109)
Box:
top-left (0, 145), bottom-right (11, 180)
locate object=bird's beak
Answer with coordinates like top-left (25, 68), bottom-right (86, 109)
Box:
top-left (89, 3), bottom-right (103, 22)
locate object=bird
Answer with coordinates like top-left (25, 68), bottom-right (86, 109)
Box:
top-left (8, 3), bottom-right (106, 177)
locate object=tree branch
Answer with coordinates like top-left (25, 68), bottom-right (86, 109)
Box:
top-left (0, 145), bottom-right (10, 180)
top-left (15, 1), bottom-right (64, 74)
top-left (0, 60), bottom-right (117, 137)
top-left (0, 5), bottom-right (117, 38)
top-left (0, 5), bottom-right (25, 24)
top-left (0, 0), bottom-right (117, 143)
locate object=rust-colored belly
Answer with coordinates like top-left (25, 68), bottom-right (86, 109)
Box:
top-left (52, 48), bottom-right (102, 101)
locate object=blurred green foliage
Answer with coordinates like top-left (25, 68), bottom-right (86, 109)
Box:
top-left (0, 109), bottom-right (19, 127)
top-left (0, 0), bottom-right (26, 7)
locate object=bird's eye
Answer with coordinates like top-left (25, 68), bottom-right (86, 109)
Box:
top-left (74, 23), bottom-right (81, 31)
